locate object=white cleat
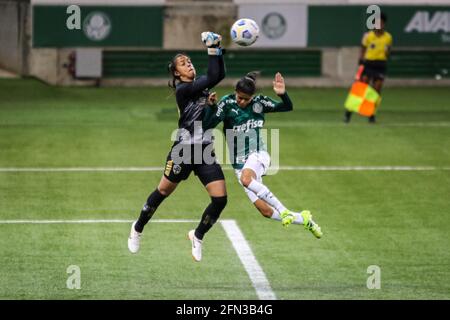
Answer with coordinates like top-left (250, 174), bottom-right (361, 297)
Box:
top-left (188, 230), bottom-right (202, 262)
top-left (128, 221), bottom-right (141, 254)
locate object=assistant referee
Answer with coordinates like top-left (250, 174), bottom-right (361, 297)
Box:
top-left (345, 12), bottom-right (393, 123)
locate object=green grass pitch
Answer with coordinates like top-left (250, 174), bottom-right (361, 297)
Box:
top-left (0, 78), bottom-right (449, 299)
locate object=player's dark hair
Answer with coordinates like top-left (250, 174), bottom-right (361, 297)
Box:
top-left (235, 71), bottom-right (259, 95)
top-left (168, 53), bottom-right (189, 89)
top-left (380, 12), bottom-right (387, 23)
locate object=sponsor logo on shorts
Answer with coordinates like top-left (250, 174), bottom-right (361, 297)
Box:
top-left (173, 164), bottom-right (182, 175)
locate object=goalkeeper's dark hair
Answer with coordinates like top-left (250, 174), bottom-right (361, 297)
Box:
top-left (235, 71), bottom-right (260, 95)
top-left (168, 53), bottom-right (189, 89)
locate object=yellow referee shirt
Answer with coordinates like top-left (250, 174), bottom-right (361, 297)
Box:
top-left (362, 31), bottom-right (393, 61)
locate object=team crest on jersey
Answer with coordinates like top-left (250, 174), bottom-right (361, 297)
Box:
top-left (252, 103), bottom-right (262, 113)
top-left (173, 164), bottom-right (182, 175)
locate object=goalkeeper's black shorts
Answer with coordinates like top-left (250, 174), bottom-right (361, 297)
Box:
top-left (163, 143), bottom-right (225, 186)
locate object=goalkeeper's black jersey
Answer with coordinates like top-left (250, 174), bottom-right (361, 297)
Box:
top-left (175, 54), bottom-right (225, 145)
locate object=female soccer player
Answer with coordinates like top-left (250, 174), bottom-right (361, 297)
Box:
top-left (128, 32), bottom-right (227, 262)
top-left (204, 72), bottom-right (322, 238)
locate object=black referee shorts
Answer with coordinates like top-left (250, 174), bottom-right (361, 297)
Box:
top-left (362, 60), bottom-right (387, 81)
top-left (163, 143), bottom-right (225, 186)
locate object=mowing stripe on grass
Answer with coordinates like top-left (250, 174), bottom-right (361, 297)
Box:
top-left (0, 218), bottom-right (275, 300)
top-left (220, 220), bottom-right (277, 300)
top-left (0, 166), bottom-right (448, 172)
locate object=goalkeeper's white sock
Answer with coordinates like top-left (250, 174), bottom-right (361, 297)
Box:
top-left (247, 179), bottom-right (287, 214)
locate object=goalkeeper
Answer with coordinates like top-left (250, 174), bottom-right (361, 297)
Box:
top-left (204, 72), bottom-right (322, 238)
top-left (127, 32), bottom-right (227, 262)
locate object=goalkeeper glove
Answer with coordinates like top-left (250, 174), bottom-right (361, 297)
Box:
top-left (201, 31), bottom-right (221, 47)
top-left (201, 31), bottom-right (224, 55)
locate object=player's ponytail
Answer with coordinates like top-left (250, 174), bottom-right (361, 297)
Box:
top-left (236, 71), bottom-right (260, 95)
top-left (168, 60), bottom-right (177, 89)
top-left (245, 71), bottom-right (259, 83)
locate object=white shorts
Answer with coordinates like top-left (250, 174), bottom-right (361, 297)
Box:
top-left (234, 151), bottom-right (271, 203)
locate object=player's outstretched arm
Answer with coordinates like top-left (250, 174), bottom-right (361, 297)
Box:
top-left (178, 32), bottom-right (225, 97)
top-left (262, 72), bottom-right (293, 113)
top-left (273, 72), bottom-right (286, 95)
top-left (202, 31), bottom-right (226, 86)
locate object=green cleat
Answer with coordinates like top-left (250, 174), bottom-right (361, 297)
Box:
top-left (281, 210), bottom-right (323, 238)
top-left (301, 210), bottom-right (323, 239)
top-left (280, 210), bottom-right (295, 227)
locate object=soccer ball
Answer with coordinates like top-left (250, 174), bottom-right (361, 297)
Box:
top-left (230, 18), bottom-right (260, 47)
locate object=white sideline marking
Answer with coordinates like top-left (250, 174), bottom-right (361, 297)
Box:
top-left (0, 218), bottom-right (275, 300)
top-left (386, 122), bottom-right (450, 127)
top-left (220, 220), bottom-right (277, 300)
top-left (0, 219), bottom-right (197, 224)
top-left (268, 121), bottom-right (450, 127)
top-left (0, 167), bottom-right (165, 172)
top-left (278, 166), bottom-right (442, 171)
top-left (0, 166), bottom-right (448, 172)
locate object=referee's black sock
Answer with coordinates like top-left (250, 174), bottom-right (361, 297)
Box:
top-left (135, 189), bottom-right (167, 232)
top-left (344, 110), bottom-right (352, 123)
top-left (195, 196), bottom-right (227, 240)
